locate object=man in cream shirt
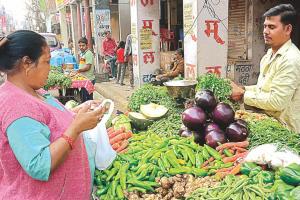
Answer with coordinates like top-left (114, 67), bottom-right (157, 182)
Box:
top-left (231, 4), bottom-right (300, 133)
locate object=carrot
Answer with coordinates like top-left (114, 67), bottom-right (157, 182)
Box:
top-left (116, 140), bottom-right (129, 152)
top-left (229, 163), bottom-right (241, 175)
top-left (233, 147), bottom-right (248, 153)
top-left (109, 129), bottom-right (124, 139)
top-left (112, 142), bottom-right (121, 150)
top-left (222, 152), bottom-right (248, 163)
top-left (110, 132), bottom-right (132, 144)
top-left (107, 127), bottom-right (114, 133)
top-left (201, 157), bottom-right (215, 168)
top-left (216, 166), bottom-right (235, 173)
top-left (216, 141), bottom-right (249, 151)
top-left (119, 148), bottom-right (128, 154)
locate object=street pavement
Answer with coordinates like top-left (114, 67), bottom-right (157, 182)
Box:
top-left (94, 78), bottom-right (135, 113)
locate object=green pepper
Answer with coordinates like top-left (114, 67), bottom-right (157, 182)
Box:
top-left (165, 151), bottom-right (180, 168)
top-left (248, 166), bottom-right (262, 178)
top-left (169, 167), bottom-right (191, 175)
top-left (240, 162), bottom-right (259, 176)
top-left (257, 171), bottom-right (274, 184)
top-left (179, 145), bottom-right (196, 165)
top-left (202, 148), bottom-right (210, 160)
top-left (127, 179), bottom-right (155, 192)
top-left (158, 158), bottom-right (167, 173)
top-left (192, 168), bottom-right (208, 177)
top-left (116, 185), bottom-right (124, 199)
top-left (111, 180), bottom-right (118, 197)
top-left (149, 166), bottom-right (159, 181)
top-left (223, 149), bottom-right (233, 157)
top-left (272, 180), bottom-right (295, 200)
top-left (120, 164), bottom-right (129, 190)
top-left (290, 186), bottom-right (300, 200)
top-left (279, 163), bottom-right (300, 186)
top-left (204, 144), bottom-right (222, 160)
top-left (95, 185), bottom-right (109, 197)
top-left (106, 168), bottom-right (118, 182)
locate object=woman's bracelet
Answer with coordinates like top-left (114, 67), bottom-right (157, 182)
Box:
top-left (61, 134), bottom-right (74, 150)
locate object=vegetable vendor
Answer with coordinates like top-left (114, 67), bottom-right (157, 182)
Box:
top-left (77, 37), bottom-right (96, 102)
top-left (153, 48), bottom-right (185, 85)
top-left (0, 30), bottom-right (105, 199)
top-left (231, 4), bottom-right (300, 133)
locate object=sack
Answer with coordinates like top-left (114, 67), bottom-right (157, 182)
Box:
top-left (84, 99), bottom-right (116, 170)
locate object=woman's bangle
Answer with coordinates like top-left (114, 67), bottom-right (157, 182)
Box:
top-left (61, 134), bottom-right (74, 150)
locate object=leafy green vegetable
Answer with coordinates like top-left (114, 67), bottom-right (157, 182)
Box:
top-left (44, 70), bottom-right (72, 90)
top-left (196, 73), bottom-right (231, 102)
top-left (248, 118), bottom-right (300, 154)
top-left (128, 84), bottom-right (177, 112)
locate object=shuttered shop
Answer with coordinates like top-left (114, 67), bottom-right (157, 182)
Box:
top-left (228, 0), bottom-right (247, 64)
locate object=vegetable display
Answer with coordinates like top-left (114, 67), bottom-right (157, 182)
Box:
top-left (93, 74), bottom-right (300, 200)
top-left (44, 70), bottom-right (72, 90)
top-left (94, 132), bottom-right (249, 199)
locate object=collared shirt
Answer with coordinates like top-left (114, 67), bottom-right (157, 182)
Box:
top-left (244, 40), bottom-right (300, 133)
top-left (102, 38), bottom-right (117, 57)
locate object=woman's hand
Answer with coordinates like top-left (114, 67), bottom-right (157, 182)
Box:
top-left (70, 104), bottom-right (106, 135)
top-left (71, 100), bottom-right (101, 113)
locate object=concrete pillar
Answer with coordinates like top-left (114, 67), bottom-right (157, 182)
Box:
top-left (83, 0), bottom-right (92, 50)
top-left (76, 2), bottom-right (82, 38)
top-left (183, 0), bottom-right (229, 79)
top-left (118, 0), bottom-right (131, 41)
top-left (70, 4), bottom-right (79, 56)
top-left (93, 0), bottom-right (110, 73)
top-left (130, 0), bottom-right (160, 87)
top-left (59, 7), bottom-right (69, 47)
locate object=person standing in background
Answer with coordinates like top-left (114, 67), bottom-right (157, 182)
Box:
top-left (102, 31), bottom-right (117, 80)
top-left (78, 37), bottom-right (95, 102)
top-left (124, 34), bottom-right (134, 88)
top-left (115, 41), bottom-right (126, 86)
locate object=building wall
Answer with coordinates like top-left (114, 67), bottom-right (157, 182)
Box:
top-left (118, 0), bottom-right (131, 41)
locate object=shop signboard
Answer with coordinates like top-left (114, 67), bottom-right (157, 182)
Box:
top-left (95, 9), bottom-right (111, 38)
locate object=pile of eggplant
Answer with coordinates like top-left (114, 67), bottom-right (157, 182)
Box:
top-left (180, 90), bottom-right (248, 148)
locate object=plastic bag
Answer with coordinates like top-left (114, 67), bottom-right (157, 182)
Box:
top-left (84, 99), bottom-right (116, 170)
top-left (245, 144), bottom-right (300, 169)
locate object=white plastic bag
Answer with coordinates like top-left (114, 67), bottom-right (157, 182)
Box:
top-left (245, 143), bottom-right (300, 169)
top-left (84, 99), bottom-right (116, 170)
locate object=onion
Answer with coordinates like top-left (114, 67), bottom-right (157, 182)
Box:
top-left (226, 122), bottom-right (249, 142)
top-left (205, 129), bottom-right (227, 148)
top-left (195, 89), bottom-right (217, 111)
top-left (212, 102), bottom-right (235, 128)
top-left (182, 106), bottom-right (207, 131)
